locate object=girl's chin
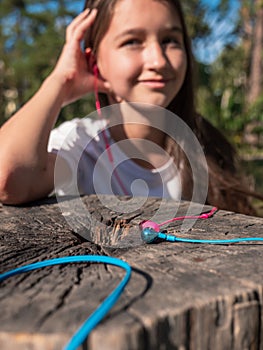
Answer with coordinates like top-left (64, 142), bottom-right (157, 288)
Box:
top-left (122, 97), bottom-right (172, 109)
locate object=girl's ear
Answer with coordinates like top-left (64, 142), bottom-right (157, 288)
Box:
top-left (86, 50), bottom-right (113, 95)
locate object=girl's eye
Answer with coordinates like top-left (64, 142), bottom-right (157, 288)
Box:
top-left (121, 38), bottom-right (142, 48)
top-left (162, 37), bottom-right (183, 48)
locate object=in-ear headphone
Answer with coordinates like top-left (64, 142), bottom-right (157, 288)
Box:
top-left (140, 207), bottom-right (263, 245)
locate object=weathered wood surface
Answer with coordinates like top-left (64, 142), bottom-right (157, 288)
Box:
top-left (1, 195), bottom-right (263, 350)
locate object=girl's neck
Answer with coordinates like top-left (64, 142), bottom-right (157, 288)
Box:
top-left (109, 102), bottom-right (166, 143)
top-left (108, 102), bottom-right (170, 169)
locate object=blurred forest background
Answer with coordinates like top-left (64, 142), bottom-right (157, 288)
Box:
top-left (0, 0), bottom-right (262, 213)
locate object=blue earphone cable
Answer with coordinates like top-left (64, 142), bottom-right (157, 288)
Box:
top-left (0, 255), bottom-right (132, 350)
top-left (141, 227), bottom-right (263, 244)
top-left (160, 233), bottom-right (263, 244)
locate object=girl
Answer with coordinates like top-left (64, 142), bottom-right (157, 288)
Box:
top-left (0, 0), bottom-right (259, 215)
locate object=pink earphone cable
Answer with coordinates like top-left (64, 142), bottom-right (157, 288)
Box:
top-left (93, 65), bottom-right (128, 195)
top-left (94, 65), bottom-right (113, 163)
top-left (140, 207), bottom-right (218, 232)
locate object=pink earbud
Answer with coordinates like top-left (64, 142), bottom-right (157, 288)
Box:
top-left (140, 220), bottom-right (160, 232)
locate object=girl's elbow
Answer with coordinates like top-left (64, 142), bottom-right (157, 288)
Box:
top-left (0, 170), bottom-right (28, 205)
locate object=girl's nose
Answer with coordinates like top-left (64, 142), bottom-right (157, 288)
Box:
top-left (143, 42), bottom-right (166, 70)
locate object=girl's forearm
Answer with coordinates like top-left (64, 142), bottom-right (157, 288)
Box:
top-left (0, 74), bottom-right (69, 204)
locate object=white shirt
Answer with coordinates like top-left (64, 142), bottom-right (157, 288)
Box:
top-left (48, 118), bottom-right (181, 199)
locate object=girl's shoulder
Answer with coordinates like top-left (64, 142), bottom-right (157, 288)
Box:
top-left (53, 117), bottom-right (107, 136)
top-left (48, 117), bottom-right (108, 151)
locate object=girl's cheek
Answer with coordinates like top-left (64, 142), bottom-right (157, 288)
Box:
top-left (98, 51), bottom-right (142, 96)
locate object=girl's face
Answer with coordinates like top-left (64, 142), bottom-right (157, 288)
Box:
top-left (97, 0), bottom-right (187, 108)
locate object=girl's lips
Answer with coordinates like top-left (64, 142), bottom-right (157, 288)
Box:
top-left (139, 78), bottom-right (173, 88)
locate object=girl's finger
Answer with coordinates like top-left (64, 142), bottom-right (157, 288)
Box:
top-left (66, 8), bottom-right (91, 40)
top-left (66, 9), bottom-right (97, 43)
top-left (67, 8), bottom-right (91, 32)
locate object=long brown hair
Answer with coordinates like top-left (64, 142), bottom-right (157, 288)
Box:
top-left (83, 0), bottom-right (261, 215)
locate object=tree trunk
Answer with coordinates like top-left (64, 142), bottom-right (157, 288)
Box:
top-left (247, 0), bottom-right (263, 104)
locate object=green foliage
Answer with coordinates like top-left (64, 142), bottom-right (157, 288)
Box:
top-left (0, 0), bottom-right (84, 126)
top-left (182, 1), bottom-right (210, 39)
top-left (196, 43), bottom-right (249, 143)
top-left (246, 96), bottom-right (263, 123)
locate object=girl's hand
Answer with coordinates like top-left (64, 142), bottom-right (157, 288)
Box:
top-left (51, 9), bottom-right (107, 106)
